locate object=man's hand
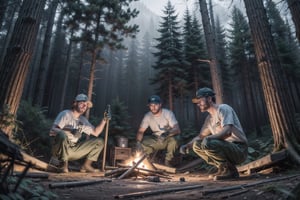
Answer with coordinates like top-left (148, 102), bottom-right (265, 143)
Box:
top-left (103, 109), bottom-right (112, 121)
top-left (179, 144), bottom-right (189, 155)
top-left (136, 141), bottom-right (143, 152)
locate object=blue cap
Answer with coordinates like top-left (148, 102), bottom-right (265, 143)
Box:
top-left (148, 95), bottom-right (161, 104)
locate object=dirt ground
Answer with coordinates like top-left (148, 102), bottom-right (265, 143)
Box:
top-left (32, 168), bottom-right (300, 200)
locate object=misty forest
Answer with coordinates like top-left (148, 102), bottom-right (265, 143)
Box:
top-left (1, 0), bottom-right (300, 173)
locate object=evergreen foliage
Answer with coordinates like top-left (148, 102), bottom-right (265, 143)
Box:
top-left (182, 9), bottom-right (210, 93)
top-left (15, 101), bottom-right (52, 158)
top-left (151, 1), bottom-right (185, 108)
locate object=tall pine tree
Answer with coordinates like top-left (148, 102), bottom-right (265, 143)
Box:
top-left (151, 1), bottom-right (185, 110)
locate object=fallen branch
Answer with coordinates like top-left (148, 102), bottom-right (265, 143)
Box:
top-left (14, 172), bottom-right (49, 179)
top-left (220, 189), bottom-right (249, 199)
top-left (114, 184), bottom-right (204, 199)
top-left (49, 179), bottom-right (112, 189)
top-left (202, 174), bottom-right (300, 195)
top-left (105, 168), bottom-right (129, 177)
top-left (118, 154), bottom-right (147, 179)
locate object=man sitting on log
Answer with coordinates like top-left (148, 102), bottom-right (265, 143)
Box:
top-left (180, 87), bottom-right (248, 180)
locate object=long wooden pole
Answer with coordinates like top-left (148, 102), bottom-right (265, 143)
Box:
top-left (102, 119), bottom-right (110, 171)
top-left (114, 184), bottom-right (204, 199)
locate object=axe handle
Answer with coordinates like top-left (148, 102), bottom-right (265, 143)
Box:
top-left (102, 120), bottom-right (110, 171)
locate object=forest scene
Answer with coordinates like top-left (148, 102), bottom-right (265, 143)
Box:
top-left (0, 0), bottom-right (300, 199)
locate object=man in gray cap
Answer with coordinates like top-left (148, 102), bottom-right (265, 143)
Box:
top-left (180, 87), bottom-right (248, 180)
top-left (135, 95), bottom-right (181, 167)
top-left (49, 94), bottom-right (111, 173)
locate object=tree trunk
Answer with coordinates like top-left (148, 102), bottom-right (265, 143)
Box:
top-left (286, 0), bottom-right (300, 42)
top-left (0, 0), bottom-right (8, 30)
top-left (85, 49), bottom-right (97, 119)
top-left (59, 38), bottom-right (73, 111)
top-left (0, 0), bottom-right (46, 137)
top-left (33, 0), bottom-right (59, 106)
top-left (198, 0), bottom-right (223, 103)
top-left (243, 0), bottom-right (300, 163)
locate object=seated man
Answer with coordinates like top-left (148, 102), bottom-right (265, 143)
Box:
top-left (49, 94), bottom-right (110, 173)
top-left (180, 87), bottom-right (248, 180)
top-left (135, 95), bottom-right (181, 167)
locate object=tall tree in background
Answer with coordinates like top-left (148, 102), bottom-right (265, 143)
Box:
top-left (152, 0), bottom-right (185, 110)
top-left (198, 0), bottom-right (223, 103)
top-left (227, 6), bottom-right (256, 130)
top-left (63, 0), bottom-right (139, 118)
top-left (243, 0), bottom-right (300, 163)
top-left (286, 0), bottom-right (300, 42)
top-left (214, 17), bottom-right (228, 101)
top-left (182, 9), bottom-right (209, 125)
top-left (0, 0), bottom-right (46, 137)
top-left (33, 0), bottom-right (59, 106)
top-left (266, 0), bottom-right (300, 113)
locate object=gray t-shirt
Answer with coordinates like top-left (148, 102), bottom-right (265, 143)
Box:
top-left (201, 104), bottom-right (248, 143)
top-left (140, 108), bottom-right (178, 136)
top-left (53, 110), bottom-right (94, 143)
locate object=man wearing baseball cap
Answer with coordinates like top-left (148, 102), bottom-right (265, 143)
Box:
top-left (135, 95), bottom-right (181, 167)
top-left (180, 87), bottom-right (248, 180)
top-left (49, 93), bottom-right (111, 173)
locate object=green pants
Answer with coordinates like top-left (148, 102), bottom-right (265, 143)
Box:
top-left (142, 135), bottom-right (178, 161)
top-left (193, 139), bottom-right (247, 168)
top-left (51, 131), bottom-right (104, 162)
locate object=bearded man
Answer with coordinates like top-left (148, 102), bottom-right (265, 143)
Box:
top-left (180, 87), bottom-right (248, 180)
top-left (135, 95), bottom-right (181, 167)
top-left (49, 94), bottom-right (110, 173)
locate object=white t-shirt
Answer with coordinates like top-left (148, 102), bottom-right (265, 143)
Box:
top-left (201, 104), bottom-right (248, 143)
top-left (54, 110), bottom-right (94, 143)
top-left (140, 108), bottom-right (178, 136)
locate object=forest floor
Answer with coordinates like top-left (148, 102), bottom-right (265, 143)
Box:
top-left (24, 166), bottom-right (300, 200)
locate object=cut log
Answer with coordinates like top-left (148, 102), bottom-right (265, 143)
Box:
top-left (152, 163), bottom-right (176, 174)
top-left (21, 151), bottom-right (48, 170)
top-left (114, 184), bottom-right (203, 199)
top-left (237, 149), bottom-right (287, 174)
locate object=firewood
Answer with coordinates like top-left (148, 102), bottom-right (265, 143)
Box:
top-left (105, 168), bottom-right (129, 177)
top-left (152, 163), bottom-right (176, 174)
top-left (237, 149), bottom-right (287, 174)
top-left (118, 154), bottom-right (148, 179)
top-left (114, 184), bottom-right (204, 199)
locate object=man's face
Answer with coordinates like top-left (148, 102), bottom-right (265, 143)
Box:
top-left (148, 103), bottom-right (162, 115)
top-left (75, 101), bottom-right (88, 114)
top-left (194, 97), bottom-right (210, 112)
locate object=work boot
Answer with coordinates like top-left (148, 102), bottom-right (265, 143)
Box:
top-left (213, 162), bottom-right (239, 181)
top-left (80, 159), bottom-right (100, 173)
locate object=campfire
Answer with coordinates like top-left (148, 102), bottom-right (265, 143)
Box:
top-left (105, 151), bottom-right (173, 180)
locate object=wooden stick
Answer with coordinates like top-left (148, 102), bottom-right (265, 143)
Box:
top-left (102, 119), bottom-right (110, 171)
top-left (118, 154), bottom-right (147, 179)
top-left (105, 168), bottom-right (129, 177)
top-left (202, 174), bottom-right (300, 195)
top-left (114, 184), bottom-right (204, 199)
top-left (220, 189), bottom-right (249, 199)
top-left (49, 179), bottom-right (112, 189)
